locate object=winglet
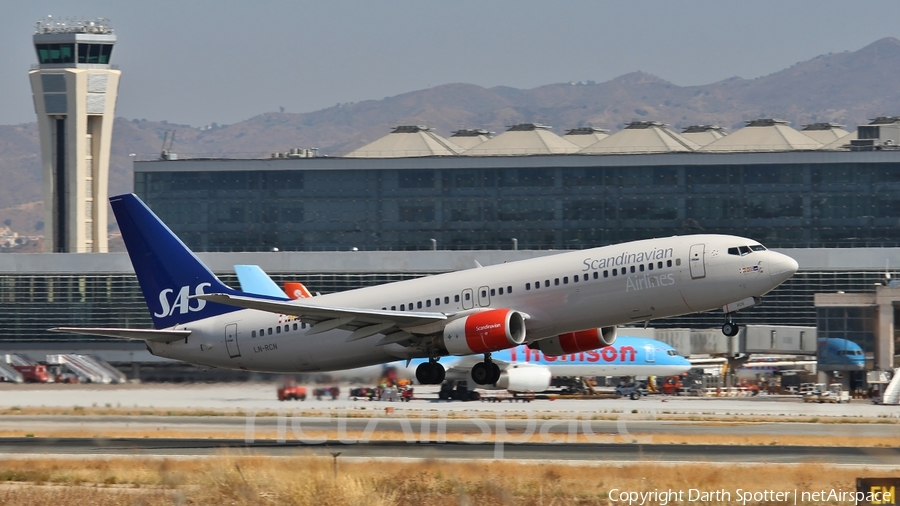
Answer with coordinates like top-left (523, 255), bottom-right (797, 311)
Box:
top-left (234, 265), bottom-right (289, 298)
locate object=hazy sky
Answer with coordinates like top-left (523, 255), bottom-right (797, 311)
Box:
top-left (3, 0), bottom-right (900, 127)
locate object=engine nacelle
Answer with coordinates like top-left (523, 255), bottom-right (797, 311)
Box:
top-left (534, 326), bottom-right (617, 357)
top-left (440, 309), bottom-right (526, 356)
top-left (495, 364), bottom-right (552, 392)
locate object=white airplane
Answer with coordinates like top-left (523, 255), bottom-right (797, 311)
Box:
top-left (53, 194), bottom-right (798, 386)
top-left (232, 265), bottom-right (692, 390)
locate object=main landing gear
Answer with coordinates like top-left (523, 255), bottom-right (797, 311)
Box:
top-left (722, 313), bottom-right (740, 337)
top-left (416, 359), bottom-right (445, 385)
top-left (471, 353), bottom-right (501, 385)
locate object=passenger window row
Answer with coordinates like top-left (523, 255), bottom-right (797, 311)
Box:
top-left (380, 285), bottom-right (514, 312)
top-left (251, 321), bottom-right (309, 338)
top-left (604, 259), bottom-right (677, 278)
top-left (525, 259), bottom-right (681, 289)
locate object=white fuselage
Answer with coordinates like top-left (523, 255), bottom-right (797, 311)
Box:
top-left (147, 234), bottom-right (796, 373)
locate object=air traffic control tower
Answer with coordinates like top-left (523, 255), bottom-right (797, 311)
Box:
top-left (29, 17), bottom-right (120, 253)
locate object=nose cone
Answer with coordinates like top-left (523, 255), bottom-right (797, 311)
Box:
top-left (671, 355), bottom-right (692, 374)
top-left (769, 252), bottom-right (799, 286)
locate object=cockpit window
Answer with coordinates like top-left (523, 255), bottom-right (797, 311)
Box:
top-left (667, 350), bottom-right (677, 356)
top-left (731, 245), bottom-right (766, 256)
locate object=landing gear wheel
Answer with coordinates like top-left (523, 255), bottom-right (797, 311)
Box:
top-left (416, 362), bottom-right (431, 384)
top-left (471, 362), bottom-right (491, 385)
top-left (722, 322), bottom-right (739, 337)
top-left (721, 312), bottom-right (741, 337)
top-left (416, 361), bottom-right (446, 384)
top-left (472, 361), bottom-right (502, 385)
top-left (490, 363), bottom-right (501, 384)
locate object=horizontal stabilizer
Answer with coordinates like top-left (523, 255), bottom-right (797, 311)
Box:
top-left (50, 327), bottom-right (191, 343)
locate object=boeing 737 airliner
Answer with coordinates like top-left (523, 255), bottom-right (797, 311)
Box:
top-left (53, 194), bottom-right (798, 386)
top-left (232, 265), bottom-right (691, 389)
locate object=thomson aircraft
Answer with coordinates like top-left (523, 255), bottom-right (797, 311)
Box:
top-left (53, 194), bottom-right (798, 386)
top-left (400, 338), bottom-right (692, 392)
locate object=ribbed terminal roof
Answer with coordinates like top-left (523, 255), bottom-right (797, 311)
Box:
top-left (699, 119), bottom-right (823, 152)
top-left (464, 123), bottom-right (581, 156)
top-left (870, 116), bottom-right (900, 125)
top-left (579, 121), bottom-right (699, 154)
top-left (345, 125), bottom-right (463, 158)
top-left (680, 125), bottom-right (726, 147)
top-left (800, 123), bottom-right (850, 144)
top-left (562, 127), bottom-right (610, 148)
top-left (449, 129), bottom-right (492, 150)
top-left (820, 132), bottom-right (856, 150)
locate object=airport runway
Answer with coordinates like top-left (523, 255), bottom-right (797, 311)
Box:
top-left (1, 384), bottom-right (896, 466)
top-left (0, 383), bottom-right (898, 418)
top-left (1, 437), bottom-right (897, 465)
top-left (0, 415), bottom-right (897, 439)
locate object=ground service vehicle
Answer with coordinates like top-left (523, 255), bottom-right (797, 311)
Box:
top-left (661, 376), bottom-right (684, 395)
top-left (14, 365), bottom-right (51, 383)
top-left (277, 383), bottom-right (307, 401)
top-left (616, 381), bottom-right (649, 400)
top-left (803, 383), bottom-right (850, 403)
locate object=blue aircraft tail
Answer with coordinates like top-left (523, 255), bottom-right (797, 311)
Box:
top-left (110, 193), bottom-right (253, 329)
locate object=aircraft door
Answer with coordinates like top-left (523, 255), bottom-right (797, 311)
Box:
top-left (477, 286), bottom-right (491, 307)
top-left (461, 288), bottom-right (474, 310)
top-left (225, 323), bottom-right (240, 358)
top-left (689, 244), bottom-right (706, 279)
top-left (644, 345), bottom-right (656, 363)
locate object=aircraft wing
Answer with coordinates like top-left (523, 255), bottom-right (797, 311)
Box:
top-left (50, 327), bottom-right (191, 343)
top-left (195, 293), bottom-right (451, 340)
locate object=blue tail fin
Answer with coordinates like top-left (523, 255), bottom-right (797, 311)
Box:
top-left (110, 193), bottom-right (244, 329)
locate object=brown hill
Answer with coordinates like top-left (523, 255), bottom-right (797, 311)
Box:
top-left (4, 37), bottom-right (900, 236)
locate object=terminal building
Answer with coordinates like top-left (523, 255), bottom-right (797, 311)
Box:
top-left (3, 117), bottom-right (900, 373)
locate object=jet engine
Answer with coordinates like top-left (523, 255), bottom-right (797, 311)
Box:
top-left (494, 364), bottom-right (552, 392)
top-left (533, 326), bottom-right (617, 356)
top-left (439, 308), bottom-right (526, 356)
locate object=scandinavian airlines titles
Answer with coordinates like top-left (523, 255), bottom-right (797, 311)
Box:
top-left (581, 246), bottom-right (674, 271)
top-left (581, 246), bottom-right (677, 292)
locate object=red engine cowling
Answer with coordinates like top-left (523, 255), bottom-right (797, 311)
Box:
top-left (534, 326), bottom-right (617, 356)
top-left (440, 309), bottom-right (526, 356)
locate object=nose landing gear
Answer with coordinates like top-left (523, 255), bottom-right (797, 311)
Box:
top-left (722, 313), bottom-right (740, 337)
top-left (471, 353), bottom-right (501, 385)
